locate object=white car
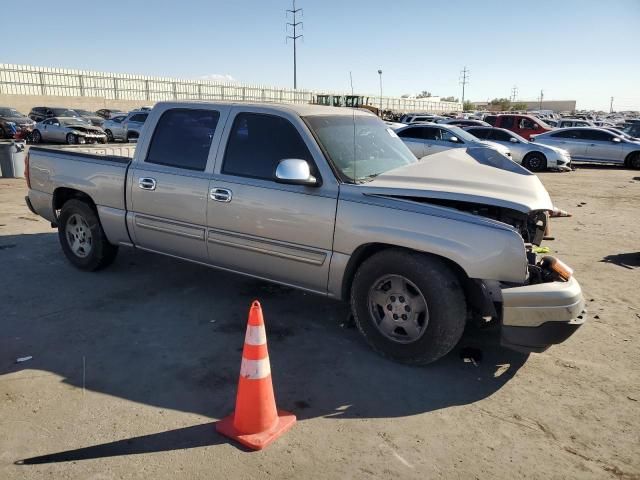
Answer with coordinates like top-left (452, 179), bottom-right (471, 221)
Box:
top-left (466, 127), bottom-right (572, 171)
top-left (396, 123), bottom-right (512, 159)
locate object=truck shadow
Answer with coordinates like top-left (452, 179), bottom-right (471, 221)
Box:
top-left (1, 232), bottom-right (527, 463)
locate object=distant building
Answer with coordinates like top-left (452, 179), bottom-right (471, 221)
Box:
top-left (473, 100), bottom-right (577, 113)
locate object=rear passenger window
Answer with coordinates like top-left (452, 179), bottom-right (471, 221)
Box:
top-left (397, 127), bottom-right (423, 139)
top-left (222, 113), bottom-right (312, 180)
top-left (551, 129), bottom-right (581, 139)
top-left (129, 114), bottom-right (148, 123)
top-left (146, 108), bottom-right (220, 171)
top-left (500, 116), bottom-right (515, 129)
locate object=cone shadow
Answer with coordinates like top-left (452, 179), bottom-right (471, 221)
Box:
top-left (16, 423), bottom-right (225, 465)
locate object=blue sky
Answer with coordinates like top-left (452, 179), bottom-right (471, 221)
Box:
top-left (4, 0), bottom-right (639, 111)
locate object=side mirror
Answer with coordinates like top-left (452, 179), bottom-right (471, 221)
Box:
top-left (612, 137), bottom-right (621, 143)
top-left (275, 159), bottom-right (318, 186)
top-left (509, 137), bottom-right (518, 143)
top-left (449, 136), bottom-right (459, 143)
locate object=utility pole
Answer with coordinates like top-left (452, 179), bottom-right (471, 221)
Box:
top-left (510, 85), bottom-right (518, 103)
top-left (538, 89), bottom-right (544, 110)
top-left (610, 96), bottom-right (614, 113)
top-left (286, 0), bottom-right (303, 89)
top-left (378, 69), bottom-right (383, 117)
top-left (459, 66), bottom-right (470, 108)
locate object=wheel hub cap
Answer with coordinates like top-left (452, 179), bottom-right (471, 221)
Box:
top-left (65, 214), bottom-right (92, 258)
top-left (368, 274), bottom-right (429, 344)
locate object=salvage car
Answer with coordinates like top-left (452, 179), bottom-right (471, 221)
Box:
top-left (31, 117), bottom-right (107, 145)
top-left (102, 114), bottom-right (127, 143)
top-left (531, 127), bottom-right (640, 168)
top-left (24, 101), bottom-right (585, 364)
top-left (396, 123), bottom-right (512, 158)
top-left (0, 107), bottom-right (35, 139)
top-left (96, 108), bottom-right (127, 120)
top-left (466, 126), bottom-right (571, 171)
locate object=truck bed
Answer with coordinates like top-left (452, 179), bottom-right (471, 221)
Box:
top-left (26, 145), bottom-right (134, 246)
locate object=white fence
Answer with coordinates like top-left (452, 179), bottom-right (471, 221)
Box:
top-left (0, 63), bottom-right (461, 113)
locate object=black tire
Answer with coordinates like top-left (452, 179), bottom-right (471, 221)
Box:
top-left (522, 152), bottom-right (547, 172)
top-left (350, 249), bottom-right (467, 365)
top-left (31, 130), bottom-right (42, 144)
top-left (0, 126), bottom-right (6, 139)
top-left (66, 133), bottom-right (77, 145)
top-left (57, 199), bottom-right (118, 271)
top-left (105, 129), bottom-right (114, 143)
top-left (626, 152), bottom-right (640, 170)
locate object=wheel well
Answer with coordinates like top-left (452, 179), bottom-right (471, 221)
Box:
top-left (341, 243), bottom-right (474, 302)
top-left (523, 150), bottom-right (546, 162)
top-left (52, 188), bottom-right (97, 218)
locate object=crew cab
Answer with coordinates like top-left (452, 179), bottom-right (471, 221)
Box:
top-left (485, 114), bottom-right (553, 140)
top-left (25, 101), bottom-right (586, 364)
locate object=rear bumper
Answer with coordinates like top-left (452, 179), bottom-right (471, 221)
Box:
top-left (500, 276), bottom-right (586, 353)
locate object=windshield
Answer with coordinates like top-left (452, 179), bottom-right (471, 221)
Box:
top-left (74, 109), bottom-right (93, 116)
top-left (304, 115), bottom-right (417, 183)
top-left (0, 108), bottom-right (23, 117)
top-left (61, 118), bottom-right (88, 126)
top-left (52, 108), bottom-right (81, 117)
top-left (442, 125), bottom-right (480, 143)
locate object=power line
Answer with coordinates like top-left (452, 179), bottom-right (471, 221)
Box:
top-left (459, 66), bottom-right (470, 106)
top-left (286, 0), bottom-right (303, 90)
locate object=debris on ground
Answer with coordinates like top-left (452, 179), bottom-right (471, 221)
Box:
top-left (459, 347), bottom-right (482, 366)
top-left (16, 356), bottom-right (32, 363)
top-left (533, 246), bottom-right (551, 254)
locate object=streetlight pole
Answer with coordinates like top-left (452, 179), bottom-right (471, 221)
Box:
top-left (378, 69), bottom-right (383, 117)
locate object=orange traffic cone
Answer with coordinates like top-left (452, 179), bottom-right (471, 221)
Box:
top-left (216, 300), bottom-right (296, 450)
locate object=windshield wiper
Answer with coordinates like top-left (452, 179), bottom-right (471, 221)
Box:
top-left (355, 173), bottom-right (381, 184)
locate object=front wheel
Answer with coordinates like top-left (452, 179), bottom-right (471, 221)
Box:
top-left (350, 249), bottom-right (467, 365)
top-left (66, 133), bottom-right (77, 145)
top-left (31, 130), bottom-right (42, 144)
top-left (105, 129), bottom-right (114, 142)
top-left (523, 153), bottom-right (547, 172)
top-left (57, 199), bottom-right (118, 271)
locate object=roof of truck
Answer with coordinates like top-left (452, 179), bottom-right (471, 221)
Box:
top-left (153, 100), bottom-right (376, 117)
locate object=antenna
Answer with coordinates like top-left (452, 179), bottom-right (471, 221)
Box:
top-left (350, 71), bottom-right (357, 183)
top-left (286, 0), bottom-right (303, 89)
top-left (459, 66), bottom-right (470, 107)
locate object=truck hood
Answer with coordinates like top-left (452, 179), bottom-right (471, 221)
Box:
top-left (362, 147), bottom-right (553, 213)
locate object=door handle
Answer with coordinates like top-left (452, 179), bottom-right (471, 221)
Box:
top-left (210, 187), bottom-right (232, 203)
top-left (138, 177), bottom-right (157, 191)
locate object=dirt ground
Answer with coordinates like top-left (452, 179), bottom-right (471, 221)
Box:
top-left (1, 167), bottom-right (639, 480)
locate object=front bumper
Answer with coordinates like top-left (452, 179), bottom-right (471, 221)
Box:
top-left (500, 276), bottom-right (586, 353)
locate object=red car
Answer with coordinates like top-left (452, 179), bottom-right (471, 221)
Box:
top-left (485, 114), bottom-right (552, 140)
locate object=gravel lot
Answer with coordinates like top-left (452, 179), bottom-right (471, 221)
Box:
top-left (1, 168), bottom-right (639, 480)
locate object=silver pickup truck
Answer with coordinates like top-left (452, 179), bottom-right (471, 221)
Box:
top-left (25, 101), bottom-right (585, 364)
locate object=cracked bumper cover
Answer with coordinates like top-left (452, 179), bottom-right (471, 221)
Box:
top-left (500, 276), bottom-right (586, 353)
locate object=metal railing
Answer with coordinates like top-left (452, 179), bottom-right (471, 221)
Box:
top-left (0, 63), bottom-right (461, 113)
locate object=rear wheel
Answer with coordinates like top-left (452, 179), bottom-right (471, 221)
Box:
top-left (57, 199), bottom-right (118, 271)
top-left (626, 152), bottom-right (640, 170)
top-left (350, 249), bottom-right (467, 365)
top-left (523, 152), bottom-right (547, 172)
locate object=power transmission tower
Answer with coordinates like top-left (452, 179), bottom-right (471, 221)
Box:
top-left (459, 66), bottom-right (470, 106)
top-left (286, 0), bottom-right (303, 90)
top-left (610, 96), bottom-right (614, 113)
top-left (538, 89), bottom-right (544, 110)
top-left (510, 85), bottom-right (518, 103)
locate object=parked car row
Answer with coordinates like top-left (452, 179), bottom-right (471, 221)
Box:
top-left (393, 111), bottom-right (640, 170)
